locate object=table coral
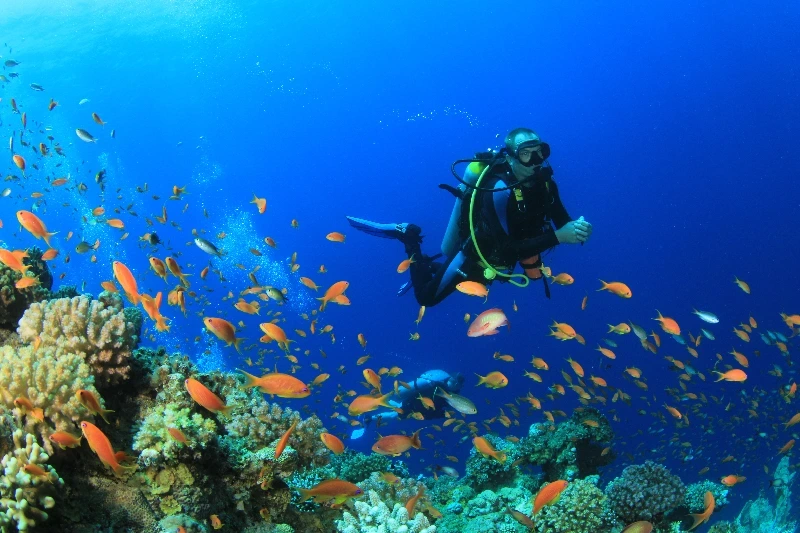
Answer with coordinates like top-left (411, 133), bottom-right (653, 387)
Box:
top-left (0, 429), bottom-right (64, 531)
top-left (17, 292), bottom-right (142, 387)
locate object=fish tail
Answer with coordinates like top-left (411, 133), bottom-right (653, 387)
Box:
top-left (233, 337), bottom-right (244, 354)
top-left (100, 408), bottom-right (115, 424)
top-left (112, 461), bottom-right (138, 478)
top-left (298, 488), bottom-right (314, 503)
top-left (474, 373), bottom-right (484, 386)
top-left (410, 429), bottom-right (423, 450)
top-left (41, 231), bottom-right (56, 246)
top-left (596, 279), bottom-right (607, 291)
top-left (316, 297), bottom-right (327, 311)
top-left (238, 369), bottom-right (259, 389)
top-left (687, 512), bottom-right (708, 531)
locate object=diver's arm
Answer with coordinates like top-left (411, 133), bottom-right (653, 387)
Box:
top-left (548, 179), bottom-right (572, 229)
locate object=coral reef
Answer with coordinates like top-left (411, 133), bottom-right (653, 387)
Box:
top-left (464, 433), bottom-right (520, 492)
top-left (0, 344), bottom-right (101, 453)
top-left (733, 456), bottom-right (797, 533)
top-left (17, 292), bottom-right (142, 387)
top-left (685, 479), bottom-right (729, 512)
top-left (335, 489), bottom-right (436, 533)
top-left (0, 429), bottom-right (64, 531)
top-left (605, 461), bottom-right (685, 524)
top-left (533, 476), bottom-right (611, 533)
top-left (517, 408), bottom-right (614, 481)
top-left (0, 247), bottom-right (52, 330)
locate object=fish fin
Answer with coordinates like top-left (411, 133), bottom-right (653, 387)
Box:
top-left (596, 279), bottom-right (607, 291)
top-left (687, 512), bottom-right (708, 531)
top-left (237, 369), bottom-right (259, 389)
top-left (234, 337), bottom-right (244, 354)
top-left (43, 231), bottom-right (58, 247)
top-left (474, 373), bottom-right (484, 386)
top-left (410, 429), bottom-right (423, 449)
top-left (100, 409), bottom-right (115, 424)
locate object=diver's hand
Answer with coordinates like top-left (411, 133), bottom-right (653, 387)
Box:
top-left (556, 217), bottom-right (592, 244)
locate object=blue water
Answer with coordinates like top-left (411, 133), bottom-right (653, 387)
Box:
top-left (2, 0), bottom-right (800, 523)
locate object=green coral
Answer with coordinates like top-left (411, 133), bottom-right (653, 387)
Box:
top-left (533, 476), bottom-right (609, 533)
top-left (464, 434), bottom-right (520, 491)
top-left (0, 246), bottom-right (52, 330)
top-left (329, 450), bottom-right (391, 482)
top-left (686, 479), bottom-right (729, 512)
top-left (518, 408), bottom-right (613, 481)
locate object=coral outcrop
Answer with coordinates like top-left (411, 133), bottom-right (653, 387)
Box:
top-left (17, 292), bottom-right (142, 387)
top-left (336, 489), bottom-right (436, 533)
top-left (0, 247), bottom-right (52, 330)
top-left (0, 429), bottom-right (64, 531)
top-left (0, 344), bottom-right (101, 452)
top-left (605, 461), bottom-right (685, 524)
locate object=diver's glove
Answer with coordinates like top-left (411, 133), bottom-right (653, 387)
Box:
top-left (556, 216), bottom-right (592, 244)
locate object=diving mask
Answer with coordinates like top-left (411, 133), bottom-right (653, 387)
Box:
top-left (514, 140), bottom-right (550, 167)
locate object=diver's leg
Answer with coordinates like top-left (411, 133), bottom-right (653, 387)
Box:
top-left (409, 250), bottom-right (472, 307)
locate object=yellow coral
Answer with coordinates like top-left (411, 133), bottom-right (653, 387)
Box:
top-left (0, 344), bottom-right (100, 453)
top-left (17, 294), bottom-right (139, 386)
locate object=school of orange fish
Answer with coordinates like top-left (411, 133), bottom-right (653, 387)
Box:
top-left (2, 58), bottom-right (800, 526)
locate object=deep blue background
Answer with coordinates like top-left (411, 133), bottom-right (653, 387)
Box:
top-left (2, 0), bottom-right (799, 521)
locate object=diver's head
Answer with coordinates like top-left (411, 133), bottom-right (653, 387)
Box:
top-left (446, 372), bottom-right (465, 393)
top-left (505, 128), bottom-right (550, 181)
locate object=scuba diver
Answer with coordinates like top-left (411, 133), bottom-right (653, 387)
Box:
top-left (351, 370), bottom-right (465, 438)
top-left (346, 128), bottom-right (592, 307)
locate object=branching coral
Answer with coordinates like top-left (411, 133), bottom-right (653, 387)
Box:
top-left (605, 461), bottom-right (685, 524)
top-left (0, 344), bottom-right (100, 453)
top-left (17, 292), bottom-right (142, 387)
top-left (0, 429), bottom-right (64, 531)
top-left (335, 489), bottom-right (436, 533)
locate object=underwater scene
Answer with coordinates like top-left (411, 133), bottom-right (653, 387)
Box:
top-left (1, 1), bottom-right (799, 532)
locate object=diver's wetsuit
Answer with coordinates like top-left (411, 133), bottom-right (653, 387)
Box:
top-left (405, 162), bottom-right (572, 307)
top-left (365, 370), bottom-right (464, 424)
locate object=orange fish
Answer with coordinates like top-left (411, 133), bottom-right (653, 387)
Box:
top-left (298, 479), bottom-right (363, 505)
top-left (687, 491), bottom-right (715, 531)
top-left (112, 261), bottom-right (140, 305)
top-left (77, 389), bottom-right (114, 423)
top-left (274, 420), bottom-right (298, 460)
top-left (317, 281), bottom-right (349, 310)
top-left (472, 436), bottom-right (507, 463)
top-left (397, 254), bottom-right (416, 273)
top-left (210, 514), bottom-right (223, 529)
top-left (467, 308), bottom-right (509, 337)
top-left (734, 276), bottom-right (750, 294)
top-left (15, 276), bottom-right (40, 290)
top-left (238, 370), bottom-right (310, 398)
top-left (80, 421), bottom-right (136, 477)
top-left (550, 272), bottom-right (574, 285)
top-left (720, 474), bottom-right (745, 486)
top-left (92, 112), bottom-right (106, 125)
top-left (16, 210), bottom-right (57, 246)
top-left (165, 257), bottom-right (191, 287)
top-left (475, 371), bottom-right (508, 388)
top-left (106, 218), bottom-right (125, 229)
top-left (597, 280), bottom-right (632, 298)
top-left (149, 257), bottom-right (169, 283)
top-left (300, 277), bottom-right (319, 290)
top-left (363, 368), bottom-right (382, 392)
top-left (326, 232), bottom-right (346, 243)
top-left (12, 154), bottom-right (26, 173)
top-left (251, 194), bottom-right (267, 214)
top-left (320, 433), bottom-right (345, 455)
top-left (664, 404), bottom-right (682, 419)
top-left (713, 369), bottom-right (747, 382)
top-left (204, 317), bottom-right (244, 353)
top-left (40, 248), bottom-right (59, 261)
top-left (532, 484), bottom-right (569, 520)
top-left (654, 310), bottom-right (680, 335)
top-left (778, 439), bottom-right (795, 455)
top-left (372, 429), bottom-right (422, 456)
top-left (596, 346), bottom-right (616, 359)
top-left (581, 294), bottom-right (588, 310)
top-left (185, 378), bottom-right (231, 416)
top-left (405, 485), bottom-right (425, 519)
top-left (48, 431), bottom-right (83, 450)
top-left (566, 357), bottom-right (584, 377)
top-left (456, 281), bottom-right (489, 302)
top-left (348, 392), bottom-right (394, 416)
top-left (167, 427), bottom-right (189, 445)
